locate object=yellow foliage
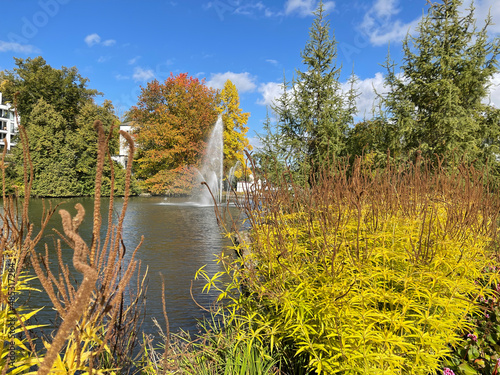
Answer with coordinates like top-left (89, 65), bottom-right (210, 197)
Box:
top-left (0, 254), bottom-right (45, 374)
top-left (217, 79), bottom-right (252, 177)
top-left (28, 318), bottom-right (116, 375)
top-left (200, 158), bottom-right (500, 374)
top-left (247, 204), bottom-right (496, 373)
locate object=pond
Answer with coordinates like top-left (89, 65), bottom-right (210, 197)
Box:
top-left (23, 196), bottom-right (241, 341)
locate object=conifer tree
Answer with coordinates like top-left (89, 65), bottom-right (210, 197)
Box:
top-left (254, 108), bottom-right (288, 183)
top-left (382, 0), bottom-right (500, 163)
top-left (271, 0), bottom-right (356, 175)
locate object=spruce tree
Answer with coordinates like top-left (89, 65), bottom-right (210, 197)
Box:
top-left (382, 0), bottom-right (500, 163)
top-left (254, 108), bottom-right (289, 184)
top-left (271, 0), bottom-right (356, 177)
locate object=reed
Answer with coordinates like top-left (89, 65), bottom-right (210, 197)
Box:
top-left (0, 105), bottom-right (147, 373)
top-left (28, 120), bottom-right (147, 374)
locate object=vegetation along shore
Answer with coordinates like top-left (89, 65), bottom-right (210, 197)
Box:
top-left (1, 0), bottom-right (500, 373)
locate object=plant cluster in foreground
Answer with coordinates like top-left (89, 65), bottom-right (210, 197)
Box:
top-left (197, 156), bottom-right (500, 374)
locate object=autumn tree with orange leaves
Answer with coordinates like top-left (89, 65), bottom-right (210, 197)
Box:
top-left (131, 73), bottom-right (218, 194)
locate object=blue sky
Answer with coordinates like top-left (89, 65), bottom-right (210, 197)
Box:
top-left (1, 0), bottom-right (500, 148)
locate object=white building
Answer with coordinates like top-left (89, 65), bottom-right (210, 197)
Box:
top-left (112, 122), bottom-right (133, 168)
top-left (0, 93), bottom-right (19, 150)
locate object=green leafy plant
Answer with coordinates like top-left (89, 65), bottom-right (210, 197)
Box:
top-left (444, 266), bottom-right (500, 374)
top-left (137, 311), bottom-right (278, 374)
top-left (0, 255), bottom-right (44, 374)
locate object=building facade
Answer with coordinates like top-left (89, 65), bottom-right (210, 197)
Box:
top-left (0, 93), bottom-right (19, 150)
top-left (111, 122), bottom-right (132, 168)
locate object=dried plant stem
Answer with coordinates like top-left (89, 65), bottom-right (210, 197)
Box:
top-left (160, 273), bottom-right (170, 374)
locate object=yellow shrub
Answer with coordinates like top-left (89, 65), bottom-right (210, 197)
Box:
top-left (202, 158), bottom-right (500, 374)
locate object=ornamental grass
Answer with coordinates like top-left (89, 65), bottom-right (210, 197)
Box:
top-left (0, 105), bottom-right (148, 374)
top-left (199, 154), bottom-right (500, 374)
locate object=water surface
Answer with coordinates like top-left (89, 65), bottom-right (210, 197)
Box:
top-left (24, 196), bottom-right (239, 340)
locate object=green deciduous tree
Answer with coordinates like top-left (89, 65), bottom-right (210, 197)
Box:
top-left (73, 100), bottom-right (126, 196)
top-left (15, 98), bottom-right (79, 196)
top-left (2, 57), bottom-right (124, 197)
top-left (217, 79), bottom-right (251, 179)
top-left (382, 0), bottom-right (500, 163)
top-left (131, 73), bottom-right (218, 194)
top-left (10, 98), bottom-right (121, 197)
top-left (1, 56), bottom-right (99, 127)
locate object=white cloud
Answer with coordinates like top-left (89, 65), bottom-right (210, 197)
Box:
top-left (342, 73), bottom-right (388, 118)
top-left (284, 0), bottom-right (335, 17)
top-left (84, 33), bottom-right (116, 47)
top-left (133, 67), bottom-right (155, 82)
top-left (115, 74), bottom-right (130, 81)
top-left (97, 56), bottom-right (110, 63)
top-left (257, 82), bottom-right (285, 107)
top-left (266, 59), bottom-right (279, 65)
top-left (486, 73), bottom-right (500, 108)
top-left (207, 72), bottom-right (257, 93)
top-left (0, 41), bottom-right (39, 53)
top-left (102, 39), bottom-right (116, 47)
top-left (128, 56), bottom-right (141, 65)
top-left (84, 33), bottom-right (101, 47)
top-left (264, 8), bottom-right (275, 17)
top-left (234, 2), bottom-right (265, 16)
top-left (204, 1), bottom-right (278, 18)
top-left (372, 0), bottom-right (400, 18)
top-left (360, 0), bottom-right (420, 46)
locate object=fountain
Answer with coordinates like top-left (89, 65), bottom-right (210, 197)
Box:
top-left (226, 161), bottom-right (241, 203)
top-left (191, 115), bottom-right (224, 206)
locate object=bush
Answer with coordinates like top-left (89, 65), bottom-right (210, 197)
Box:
top-left (202, 156), bottom-right (500, 374)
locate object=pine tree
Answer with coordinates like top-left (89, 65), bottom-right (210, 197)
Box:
top-left (382, 0), bottom-right (500, 163)
top-left (254, 108), bottom-right (289, 184)
top-left (272, 0), bottom-right (356, 176)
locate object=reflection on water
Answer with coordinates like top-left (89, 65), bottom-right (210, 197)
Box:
top-left (23, 196), bottom-right (239, 340)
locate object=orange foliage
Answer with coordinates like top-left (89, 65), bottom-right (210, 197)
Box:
top-left (131, 73), bottom-right (218, 194)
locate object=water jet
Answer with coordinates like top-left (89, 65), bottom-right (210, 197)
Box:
top-left (190, 115), bottom-right (224, 206)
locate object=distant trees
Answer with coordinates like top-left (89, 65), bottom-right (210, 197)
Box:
top-left (1, 56), bottom-right (99, 127)
top-left (2, 58), bottom-right (253, 196)
top-left (131, 75), bottom-right (253, 194)
top-left (131, 73), bottom-right (218, 194)
top-left (1, 57), bottom-right (123, 197)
